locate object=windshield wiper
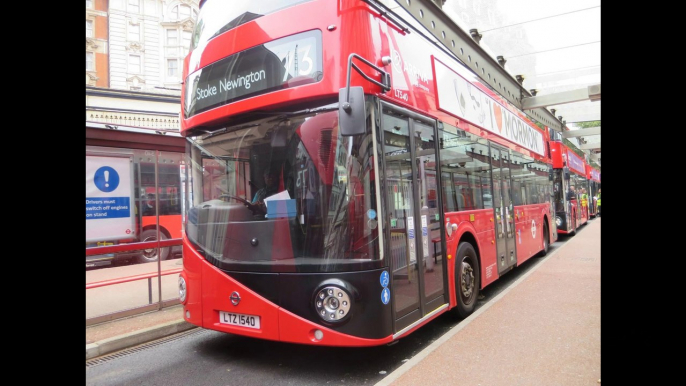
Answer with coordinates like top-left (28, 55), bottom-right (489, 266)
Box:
top-left (194, 104), bottom-right (338, 139)
top-left (200, 123), bottom-right (261, 140)
top-left (251, 103), bottom-right (339, 119)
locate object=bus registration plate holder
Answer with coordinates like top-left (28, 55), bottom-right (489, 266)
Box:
top-left (219, 311), bottom-right (261, 329)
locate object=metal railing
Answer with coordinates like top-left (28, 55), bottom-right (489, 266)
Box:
top-left (86, 239), bottom-right (183, 326)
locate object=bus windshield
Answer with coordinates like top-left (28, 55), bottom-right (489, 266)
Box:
top-left (191, 0), bottom-right (313, 50)
top-left (185, 103), bottom-right (381, 273)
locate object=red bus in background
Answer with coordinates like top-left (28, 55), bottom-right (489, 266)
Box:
top-left (178, 0), bottom-right (557, 347)
top-left (550, 139), bottom-right (588, 236)
top-left (586, 164), bottom-right (601, 218)
top-left (132, 159), bottom-right (184, 263)
top-left (86, 152), bottom-right (184, 268)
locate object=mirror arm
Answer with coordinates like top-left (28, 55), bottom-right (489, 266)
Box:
top-left (342, 53), bottom-right (392, 111)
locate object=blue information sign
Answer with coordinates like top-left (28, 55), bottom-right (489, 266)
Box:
top-left (381, 288), bottom-right (390, 305)
top-left (93, 166), bottom-right (120, 192)
top-left (380, 271), bottom-right (389, 288)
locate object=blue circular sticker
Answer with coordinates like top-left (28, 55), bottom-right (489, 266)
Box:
top-left (380, 271), bottom-right (389, 288)
top-left (381, 288), bottom-right (390, 305)
top-left (367, 209), bottom-right (377, 219)
top-left (94, 166), bottom-right (120, 192)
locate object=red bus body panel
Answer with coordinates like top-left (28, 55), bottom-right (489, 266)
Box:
top-left (514, 204), bottom-right (551, 262)
top-left (141, 214), bottom-right (182, 239)
top-left (182, 237), bottom-right (394, 346)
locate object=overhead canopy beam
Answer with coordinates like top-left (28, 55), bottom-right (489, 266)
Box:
top-left (579, 142), bottom-right (601, 150)
top-left (561, 126), bottom-right (600, 138)
top-left (389, 0), bottom-right (564, 132)
top-left (522, 85), bottom-right (601, 110)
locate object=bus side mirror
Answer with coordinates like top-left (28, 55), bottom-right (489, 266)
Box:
top-left (563, 167), bottom-right (570, 180)
top-left (339, 86), bottom-right (366, 136)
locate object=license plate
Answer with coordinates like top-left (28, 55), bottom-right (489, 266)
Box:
top-left (219, 311), bottom-right (261, 329)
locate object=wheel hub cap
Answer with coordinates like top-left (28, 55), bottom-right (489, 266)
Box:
top-left (461, 262), bottom-right (474, 298)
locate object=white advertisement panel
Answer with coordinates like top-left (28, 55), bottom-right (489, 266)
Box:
top-left (86, 155), bottom-right (136, 242)
top-left (434, 58), bottom-right (545, 156)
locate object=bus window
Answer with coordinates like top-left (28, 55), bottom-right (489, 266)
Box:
top-left (438, 125), bottom-right (491, 212)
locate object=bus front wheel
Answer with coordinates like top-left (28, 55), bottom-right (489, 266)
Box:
top-left (452, 242), bottom-right (480, 319)
top-left (136, 229), bottom-right (170, 264)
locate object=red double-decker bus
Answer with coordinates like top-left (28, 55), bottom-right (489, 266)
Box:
top-left (177, 0), bottom-right (557, 347)
top-left (550, 138), bottom-right (589, 236)
top-left (586, 164), bottom-right (601, 218)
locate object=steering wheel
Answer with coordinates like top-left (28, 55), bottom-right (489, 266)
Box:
top-left (218, 195), bottom-right (266, 215)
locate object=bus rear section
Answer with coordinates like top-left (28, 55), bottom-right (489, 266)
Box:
top-left (586, 164), bottom-right (601, 218)
top-left (550, 139), bottom-right (588, 235)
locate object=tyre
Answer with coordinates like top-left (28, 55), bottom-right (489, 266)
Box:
top-left (452, 242), bottom-right (480, 319)
top-left (136, 229), bottom-right (170, 264)
top-left (538, 221), bottom-right (550, 257)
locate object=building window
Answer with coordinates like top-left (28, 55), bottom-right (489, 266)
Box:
top-left (86, 0), bottom-right (93, 8)
top-left (128, 55), bottom-right (141, 74)
top-left (180, 4), bottom-right (191, 19)
top-left (182, 31), bottom-right (192, 55)
top-left (166, 29), bottom-right (179, 56)
top-left (166, 29), bottom-right (178, 46)
top-left (86, 20), bottom-right (93, 38)
top-left (86, 52), bottom-right (95, 71)
top-left (167, 59), bottom-right (178, 77)
top-left (128, 24), bottom-right (140, 41)
top-left (128, 0), bottom-right (139, 14)
top-left (171, 4), bottom-right (193, 20)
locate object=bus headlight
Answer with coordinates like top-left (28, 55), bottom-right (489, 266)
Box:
top-left (555, 216), bottom-right (562, 227)
top-left (179, 276), bottom-right (187, 304)
top-left (313, 279), bottom-right (354, 324)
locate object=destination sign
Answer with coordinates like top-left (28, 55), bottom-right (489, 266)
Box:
top-left (184, 30), bottom-right (322, 117)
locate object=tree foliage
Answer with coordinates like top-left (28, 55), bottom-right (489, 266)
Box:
top-left (574, 120), bottom-right (600, 128)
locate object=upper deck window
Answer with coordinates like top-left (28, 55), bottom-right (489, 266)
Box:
top-left (191, 0), bottom-right (313, 50)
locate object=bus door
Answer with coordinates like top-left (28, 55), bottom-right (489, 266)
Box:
top-left (491, 146), bottom-right (517, 273)
top-left (380, 103), bottom-right (447, 333)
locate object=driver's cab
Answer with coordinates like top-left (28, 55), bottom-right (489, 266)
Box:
top-left (203, 130), bottom-right (295, 221)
